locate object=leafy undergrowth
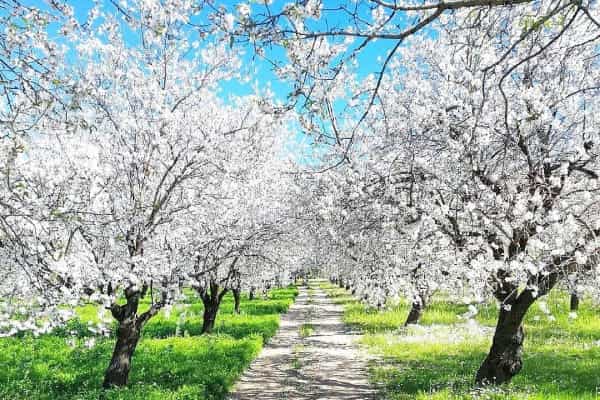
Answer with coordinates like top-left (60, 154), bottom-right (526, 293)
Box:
top-left (320, 282), bottom-right (600, 400)
top-left (0, 286), bottom-right (298, 399)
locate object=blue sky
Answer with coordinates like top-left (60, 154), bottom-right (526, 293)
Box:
top-left (19, 0), bottom-right (416, 165)
top-left (23, 0), bottom-right (405, 103)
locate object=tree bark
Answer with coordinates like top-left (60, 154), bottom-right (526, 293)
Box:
top-left (197, 281), bottom-right (228, 334)
top-left (476, 270), bottom-right (559, 385)
top-left (249, 287), bottom-right (255, 300)
top-left (404, 296), bottom-right (426, 326)
top-left (202, 302), bottom-right (219, 333)
top-left (233, 288), bottom-right (241, 314)
top-left (570, 292), bottom-right (579, 311)
top-left (103, 319), bottom-right (142, 388)
top-left (103, 285), bottom-right (163, 388)
top-left (475, 304), bottom-right (527, 385)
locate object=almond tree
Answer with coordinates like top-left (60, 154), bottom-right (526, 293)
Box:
top-left (348, 4), bottom-right (600, 384)
top-left (0, 0), bottom-right (76, 335)
top-left (0, 0), bottom-right (265, 388)
top-left (229, 1), bottom-right (600, 166)
top-left (181, 126), bottom-right (299, 333)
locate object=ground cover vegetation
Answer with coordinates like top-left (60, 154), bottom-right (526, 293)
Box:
top-left (3, 0), bottom-right (600, 397)
top-left (0, 287), bottom-right (298, 399)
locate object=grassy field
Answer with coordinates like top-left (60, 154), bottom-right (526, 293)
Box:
top-left (0, 286), bottom-right (298, 400)
top-left (320, 282), bottom-right (600, 400)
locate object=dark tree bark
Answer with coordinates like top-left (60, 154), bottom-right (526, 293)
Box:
top-left (103, 318), bottom-right (142, 388)
top-left (197, 281), bottom-right (228, 334)
top-left (202, 301), bottom-right (219, 333)
top-left (475, 302), bottom-right (528, 385)
top-left (103, 286), bottom-right (164, 388)
top-left (404, 263), bottom-right (430, 326)
top-left (232, 288), bottom-right (241, 314)
top-left (570, 292), bottom-right (579, 311)
top-left (475, 270), bottom-right (559, 385)
top-left (404, 296), bottom-right (426, 326)
top-left (249, 287), bottom-right (255, 300)
top-left (338, 278), bottom-right (344, 288)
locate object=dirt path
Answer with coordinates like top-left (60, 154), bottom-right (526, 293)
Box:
top-left (229, 281), bottom-right (376, 400)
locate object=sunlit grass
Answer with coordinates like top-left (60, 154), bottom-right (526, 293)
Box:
top-left (0, 286), bottom-right (298, 399)
top-left (321, 281), bottom-right (600, 399)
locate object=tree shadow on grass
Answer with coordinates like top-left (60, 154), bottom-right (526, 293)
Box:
top-left (0, 286), bottom-right (299, 400)
top-left (370, 344), bottom-right (600, 399)
top-left (0, 335), bottom-right (262, 400)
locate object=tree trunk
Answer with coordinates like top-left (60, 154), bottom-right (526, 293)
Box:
top-left (103, 319), bottom-right (142, 388)
top-left (198, 282), bottom-right (227, 335)
top-left (475, 305), bottom-right (527, 385)
top-left (404, 297), bottom-right (426, 326)
top-left (474, 262), bottom-right (561, 386)
top-left (102, 285), bottom-right (164, 389)
top-left (249, 287), bottom-right (255, 300)
top-left (338, 278), bottom-right (344, 288)
top-left (202, 303), bottom-right (219, 334)
top-left (570, 293), bottom-right (579, 311)
top-left (233, 288), bottom-right (241, 314)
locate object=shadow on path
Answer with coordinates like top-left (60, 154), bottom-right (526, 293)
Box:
top-left (229, 282), bottom-right (376, 400)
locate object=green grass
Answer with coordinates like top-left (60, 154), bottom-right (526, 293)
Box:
top-left (291, 344), bottom-right (305, 370)
top-left (321, 282), bottom-right (600, 400)
top-left (0, 286), bottom-right (298, 399)
top-left (299, 323), bottom-right (314, 338)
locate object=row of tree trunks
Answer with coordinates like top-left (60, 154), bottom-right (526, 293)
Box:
top-left (335, 267), bottom-right (580, 387)
top-left (104, 270), bottom-right (571, 390)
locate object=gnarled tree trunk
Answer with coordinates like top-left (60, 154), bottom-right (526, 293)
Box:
top-left (476, 270), bottom-right (559, 385)
top-left (475, 303), bottom-right (528, 385)
top-left (103, 286), bottom-right (164, 388)
top-left (103, 318), bottom-right (142, 388)
top-left (198, 281), bottom-right (228, 334)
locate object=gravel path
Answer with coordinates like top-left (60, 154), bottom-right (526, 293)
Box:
top-left (228, 281), bottom-right (377, 400)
